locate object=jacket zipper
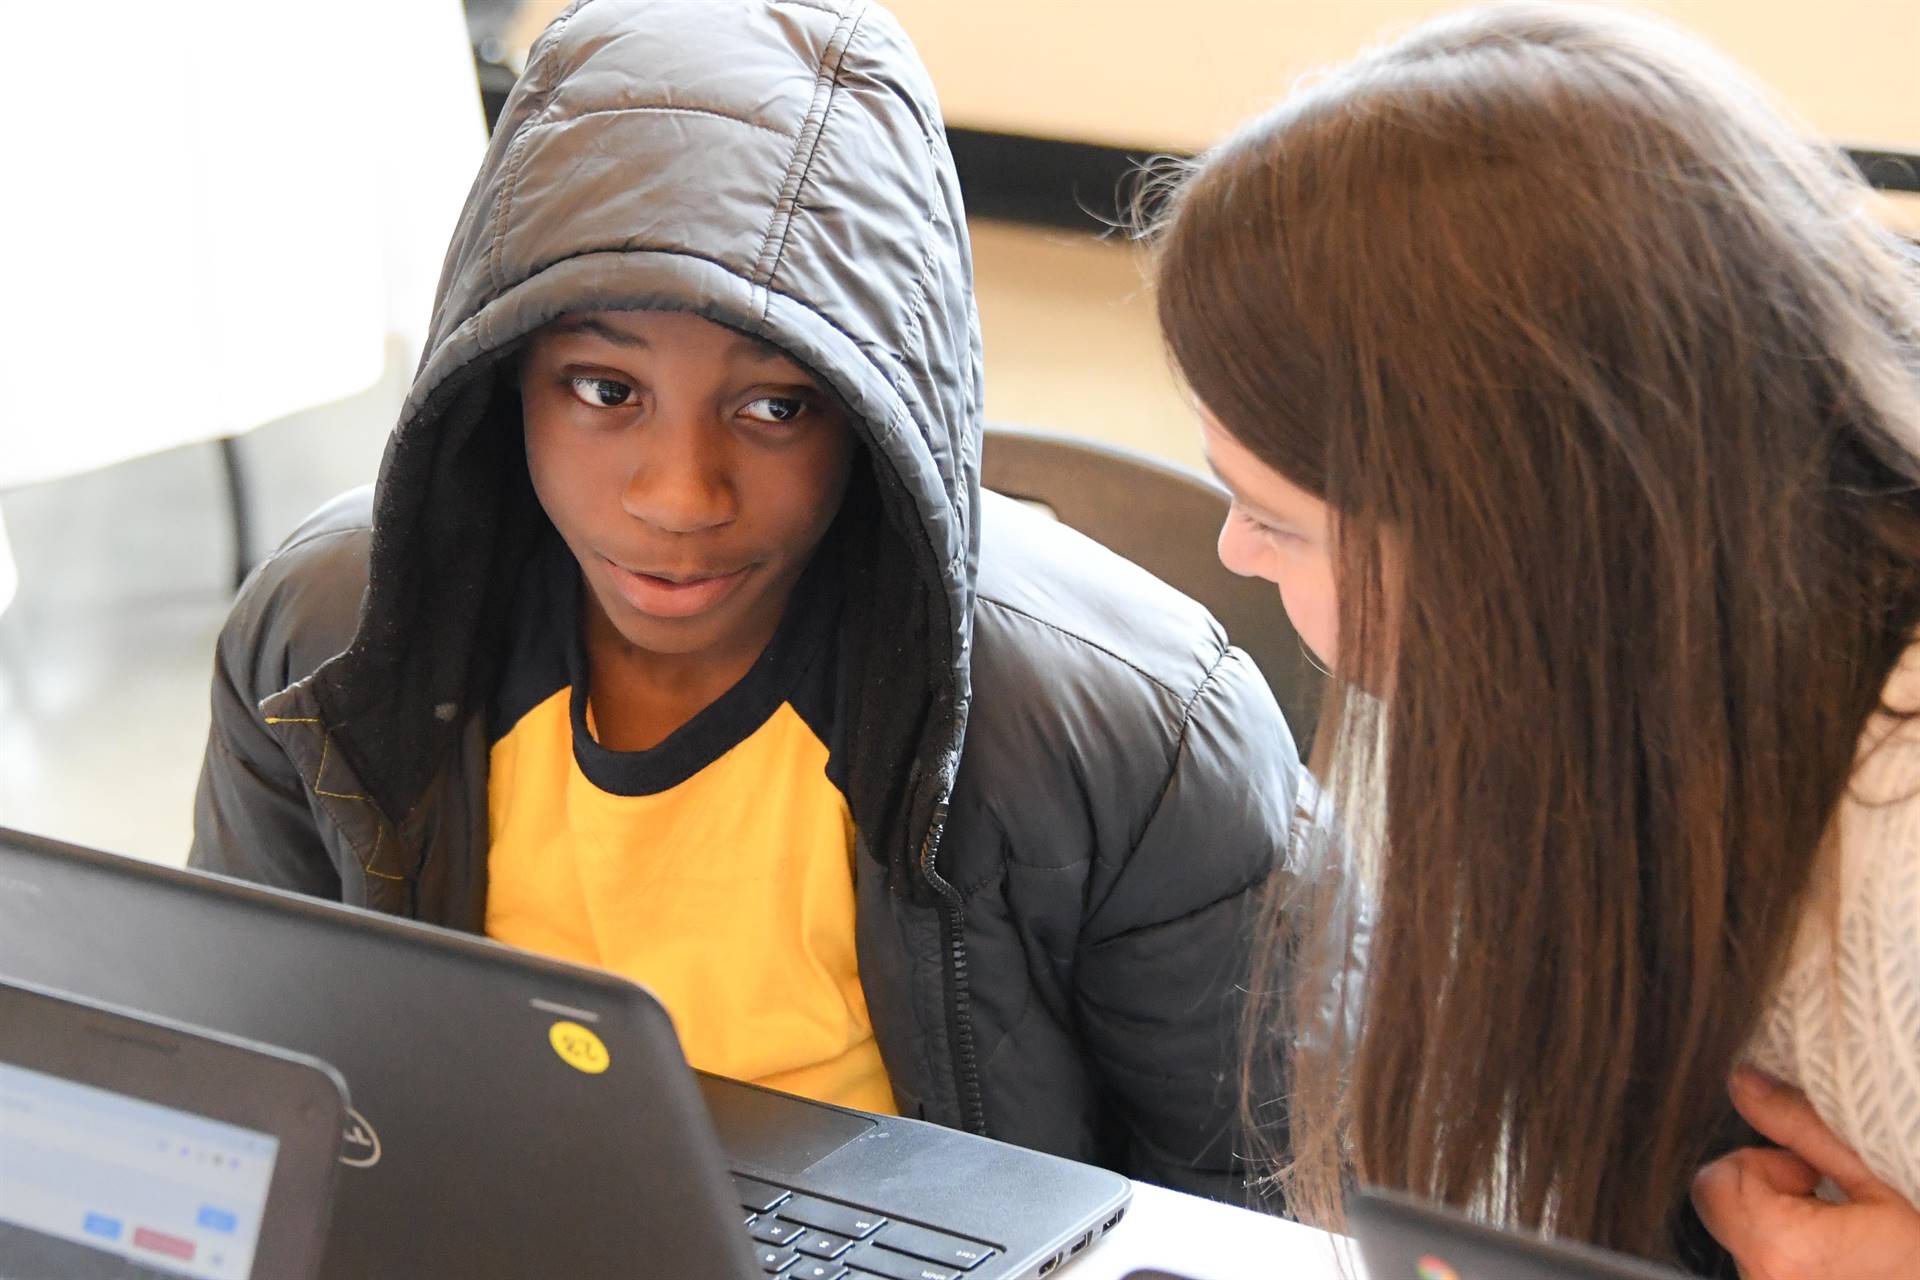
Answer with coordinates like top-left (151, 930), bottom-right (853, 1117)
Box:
top-left (917, 798), bottom-right (986, 1135)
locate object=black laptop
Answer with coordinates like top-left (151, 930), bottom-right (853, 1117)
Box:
top-left (0, 975), bottom-right (347, 1280)
top-left (0, 827), bottom-right (1130, 1280)
top-left (1349, 1188), bottom-right (1703, 1280)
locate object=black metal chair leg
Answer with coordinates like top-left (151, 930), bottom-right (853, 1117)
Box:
top-left (217, 436), bottom-right (254, 592)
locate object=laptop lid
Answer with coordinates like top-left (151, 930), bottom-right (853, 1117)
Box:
top-left (0, 827), bottom-right (761, 1279)
top-left (1349, 1187), bottom-right (1702, 1280)
top-left (0, 827), bottom-right (1131, 1280)
top-left (0, 975), bottom-right (346, 1280)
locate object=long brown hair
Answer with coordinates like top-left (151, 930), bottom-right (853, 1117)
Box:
top-left (1150, 2), bottom-right (1920, 1260)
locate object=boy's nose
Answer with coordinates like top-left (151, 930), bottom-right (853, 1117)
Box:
top-left (620, 416), bottom-right (736, 534)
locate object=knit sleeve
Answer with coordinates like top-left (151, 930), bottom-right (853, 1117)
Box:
top-left (1745, 653), bottom-right (1920, 1207)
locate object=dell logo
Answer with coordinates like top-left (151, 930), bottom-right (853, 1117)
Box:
top-left (340, 1107), bottom-right (382, 1168)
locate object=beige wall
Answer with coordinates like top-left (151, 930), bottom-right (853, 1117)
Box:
top-left (968, 221), bottom-right (1199, 465)
top-left (886, 0), bottom-right (1918, 152)
top-left (890, 0), bottom-right (1918, 234)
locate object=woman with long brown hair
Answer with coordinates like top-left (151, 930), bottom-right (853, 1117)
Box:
top-left (1148, 4), bottom-right (1920, 1274)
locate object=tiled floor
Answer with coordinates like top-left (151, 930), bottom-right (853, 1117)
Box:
top-left (0, 220), bottom-right (1197, 866)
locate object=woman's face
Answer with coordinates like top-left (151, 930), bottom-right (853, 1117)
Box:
top-left (1199, 411), bottom-right (1342, 673)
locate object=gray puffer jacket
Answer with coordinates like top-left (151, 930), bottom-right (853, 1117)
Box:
top-left (189, 0), bottom-right (1307, 1203)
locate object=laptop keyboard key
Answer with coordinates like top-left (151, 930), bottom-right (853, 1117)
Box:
top-left (787, 1264), bottom-right (848, 1280)
top-left (735, 1175), bottom-right (792, 1214)
top-left (871, 1223), bottom-right (995, 1270)
top-left (753, 1218), bottom-right (807, 1247)
top-left (841, 1245), bottom-right (961, 1280)
top-left (796, 1230), bottom-right (853, 1260)
top-left (775, 1195), bottom-right (886, 1239)
top-left (758, 1246), bottom-right (800, 1273)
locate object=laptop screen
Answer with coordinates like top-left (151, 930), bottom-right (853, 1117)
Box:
top-left (0, 1059), bottom-right (282, 1279)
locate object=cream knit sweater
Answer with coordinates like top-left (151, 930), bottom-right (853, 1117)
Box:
top-left (1746, 643), bottom-right (1920, 1206)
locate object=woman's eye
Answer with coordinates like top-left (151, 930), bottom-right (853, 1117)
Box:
top-left (1237, 508), bottom-right (1294, 542)
top-left (569, 376), bottom-right (635, 409)
top-left (741, 396), bottom-right (810, 425)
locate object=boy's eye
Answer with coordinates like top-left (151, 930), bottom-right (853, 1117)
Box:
top-left (741, 396), bottom-right (809, 425)
top-left (569, 376), bottom-right (635, 409)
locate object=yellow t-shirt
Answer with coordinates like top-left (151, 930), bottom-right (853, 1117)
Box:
top-left (483, 543), bottom-right (894, 1114)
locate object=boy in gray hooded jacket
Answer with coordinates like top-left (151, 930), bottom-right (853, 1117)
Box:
top-left (191, 0), bottom-right (1306, 1203)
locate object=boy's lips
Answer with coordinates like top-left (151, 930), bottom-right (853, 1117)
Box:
top-left (601, 557), bottom-right (753, 620)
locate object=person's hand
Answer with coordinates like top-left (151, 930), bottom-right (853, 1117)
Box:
top-left (1692, 1067), bottom-right (1920, 1280)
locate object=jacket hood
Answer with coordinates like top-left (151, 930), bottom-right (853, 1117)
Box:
top-left (305, 0), bottom-right (983, 880)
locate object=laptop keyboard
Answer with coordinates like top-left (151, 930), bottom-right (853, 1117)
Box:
top-left (733, 1173), bottom-right (998, 1280)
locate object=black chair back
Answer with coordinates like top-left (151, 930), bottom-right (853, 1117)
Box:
top-left (982, 426), bottom-right (1324, 751)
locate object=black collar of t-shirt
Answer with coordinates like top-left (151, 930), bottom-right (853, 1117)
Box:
top-left (562, 542), bottom-right (844, 797)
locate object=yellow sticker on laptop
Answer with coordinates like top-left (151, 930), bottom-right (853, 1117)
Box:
top-left (548, 1021), bottom-right (610, 1074)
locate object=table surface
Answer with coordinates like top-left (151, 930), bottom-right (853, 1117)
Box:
top-left (1066, 1181), bottom-right (1362, 1280)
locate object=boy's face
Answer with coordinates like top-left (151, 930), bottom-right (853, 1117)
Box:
top-left (520, 310), bottom-right (856, 664)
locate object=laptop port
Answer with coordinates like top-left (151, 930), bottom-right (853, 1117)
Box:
top-left (1038, 1253), bottom-right (1061, 1276)
top-left (1070, 1231), bottom-right (1092, 1256)
top-left (1101, 1208), bottom-right (1125, 1232)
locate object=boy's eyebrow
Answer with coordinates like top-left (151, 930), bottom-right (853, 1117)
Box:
top-left (726, 331), bottom-right (794, 365)
top-left (548, 314), bottom-right (801, 371)
top-left (550, 316), bottom-right (649, 348)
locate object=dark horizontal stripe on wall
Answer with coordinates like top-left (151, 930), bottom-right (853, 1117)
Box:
top-left (947, 128), bottom-right (1174, 234)
top-left (1852, 149), bottom-right (1920, 193)
top-left (949, 129), bottom-right (1920, 233)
